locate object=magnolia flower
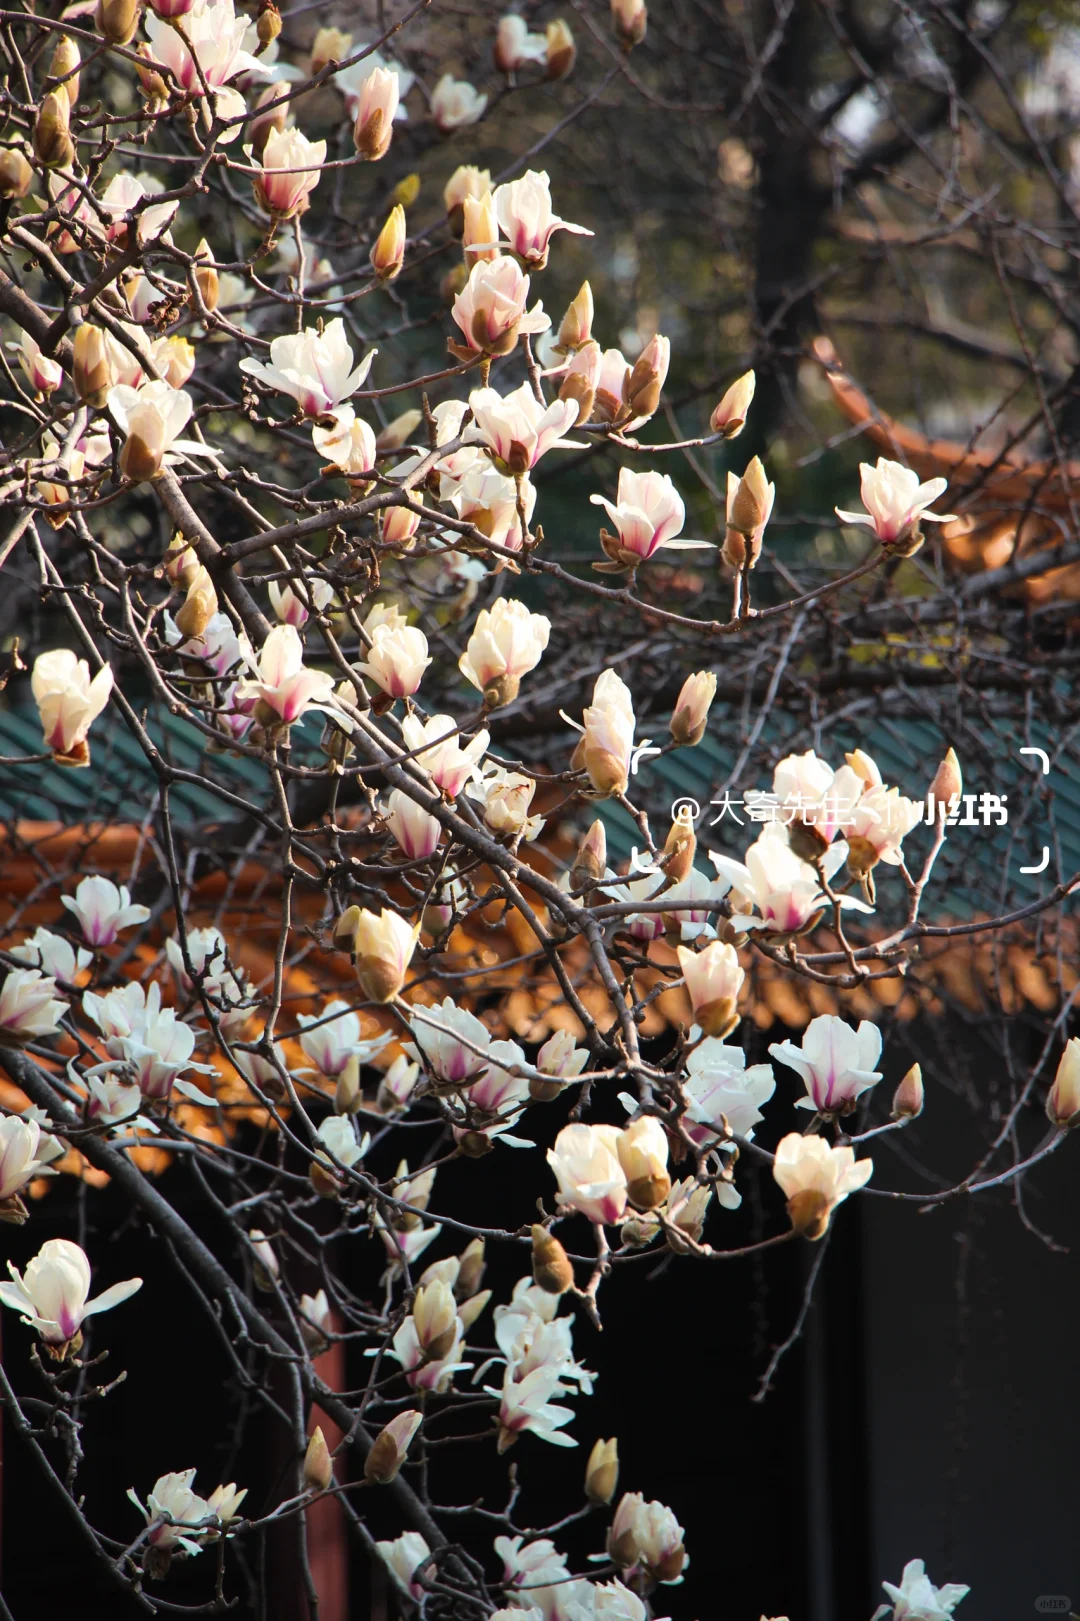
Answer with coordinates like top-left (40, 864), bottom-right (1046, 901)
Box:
top-left (315, 1113), bottom-right (368, 1171)
top-left (385, 788), bottom-right (442, 860)
top-left (494, 1364), bottom-right (578, 1451)
top-left (756, 749), bottom-right (866, 853)
top-left (254, 125), bottom-right (325, 219)
top-left (268, 575), bottom-right (335, 628)
top-left (846, 784), bottom-right (923, 876)
top-left (32, 648), bottom-right (113, 767)
top-left (660, 868), bottom-right (730, 941)
top-left (723, 459), bottom-right (775, 570)
top-left (609, 1492), bottom-right (687, 1583)
top-left (836, 458), bottom-right (957, 550)
top-left (710, 369), bottom-right (755, 437)
top-left (357, 624), bottom-right (431, 698)
top-left (770, 1014), bottom-right (883, 1114)
top-left (590, 468), bottom-right (696, 570)
top-left (353, 65), bottom-right (401, 159)
top-left (492, 170), bottom-right (592, 269)
top-left (431, 74), bottom-right (488, 131)
top-left (444, 163), bottom-right (492, 222)
top-left (0, 969), bottom-right (67, 1045)
top-left (676, 940), bottom-right (744, 1038)
top-left (164, 928), bottom-right (252, 1034)
top-left (377, 1054), bottom-right (421, 1113)
top-left (547, 1122), bottom-right (628, 1225)
top-left (61, 876), bottom-right (150, 947)
top-left (452, 1039), bottom-right (532, 1146)
top-left (338, 49), bottom-right (414, 123)
top-left (495, 14), bottom-right (549, 72)
top-left (467, 765), bottom-right (544, 841)
top-left (401, 713), bottom-right (488, 797)
top-left (298, 1287), bottom-right (332, 1352)
top-left (709, 827), bottom-right (872, 934)
top-left (469, 382), bottom-right (581, 473)
top-left (670, 671), bottom-right (717, 748)
top-left (595, 1581), bottom-right (660, 1621)
top-left (0, 1115), bottom-right (58, 1218)
top-left (567, 669), bottom-right (655, 798)
top-left (772, 1132), bottom-right (873, 1239)
top-left (617, 1117), bottom-right (670, 1210)
top-left (82, 979), bottom-right (207, 1100)
top-left (236, 625), bottom-right (336, 726)
top-left (537, 1029), bottom-right (589, 1081)
top-left (128, 1470), bottom-right (212, 1554)
top-left (16, 331), bottom-right (63, 394)
top-left (239, 320), bottom-right (374, 417)
top-left (207, 1481), bottom-right (247, 1525)
top-left (496, 1535), bottom-right (594, 1620)
top-left (459, 598), bottom-right (551, 707)
top-left (376, 1531), bottom-right (431, 1599)
top-left (388, 1282), bottom-right (469, 1392)
top-left (0, 1238), bottom-right (141, 1352)
top-left (682, 1039), bottom-right (775, 1149)
top-left (86, 1076), bottom-right (145, 1131)
top-left (338, 906), bottom-right (420, 1004)
top-left (366, 1409), bottom-right (423, 1484)
top-left (408, 996), bottom-right (492, 1087)
top-left (109, 381), bottom-right (206, 483)
top-left (450, 257), bottom-right (550, 359)
top-left (297, 1000), bottom-right (391, 1078)
top-left (873, 1559), bottom-right (970, 1621)
top-left (603, 868), bottom-right (666, 941)
top-left (11, 928), bottom-right (92, 986)
top-left (142, 0), bottom-right (258, 135)
top-left (311, 414), bottom-right (377, 487)
top-left (447, 458), bottom-right (536, 552)
top-left (1047, 1037), bottom-right (1080, 1129)
top-left (462, 189), bottom-right (500, 265)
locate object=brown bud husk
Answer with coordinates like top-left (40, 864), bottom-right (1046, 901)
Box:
top-left (694, 996), bottom-right (739, 1040)
top-left (786, 1188), bottom-right (831, 1240)
top-left (256, 1), bottom-right (282, 51)
top-left (33, 91), bottom-right (75, 169)
top-left (661, 815), bottom-right (695, 885)
top-left (570, 818), bottom-right (607, 893)
top-left (96, 0), bottom-right (140, 45)
top-left (531, 1225), bottom-right (574, 1294)
top-left (728, 455), bottom-right (769, 536)
top-left (545, 18), bottom-right (576, 79)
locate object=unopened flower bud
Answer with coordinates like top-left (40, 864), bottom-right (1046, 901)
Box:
top-left (72, 323), bottom-right (114, 406)
top-left (890, 1063), bottom-right (924, 1121)
top-left (1047, 1038), bottom-right (1080, 1129)
top-left (311, 26), bottom-right (352, 76)
top-left (612, 0), bottom-right (647, 46)
top-left (174, 565), bottom-right (218, 640)
top-left (392, 172), bottom-right (421, 209)
top-left (617, 1117), bottom-right (671, 1211)
top-left (370, 205), bottom-right (406, 281)
top-left (96, 0), bottom-right (140, 45)
top-left (531, 1224), bottom-right (574, 1294)
top-left (33, 90), bottom-right (75, 170)
top-left (193, 239), bottom-right (218, 313)
top-left (0, 149), bottom-right (33, 199)
top-left (545, 17), bottom-right (576, 78)
top-left (249, 83), bottom-right (288, 158)
top-left (661, 812), bottom-right (695, 886)
top-left (624, 333), bottom-right (669, 423)
top-left (49, 35), bottom-right (81, 107)
top-left (412, 1280), bottom-right (458, 1360)
top-left (364, 1410), bottom-right (422, 1484)
top-left (256, 1), bottom-right (282, 52)
top-left (462, 190), bottom-right (499, 266)
top-left (164, 534), bottom-right (199, 588)
top-left (728, 455), bottom-right (770, 535)
top-left (585, 1437), bottom-right (619, 1505)
top-left (303, 1427), bottom-right (334, 1492)
top-left (455, 1236), bottom-right (486, 1300)
top-left (333, 1053), bottom-right (361, 1114)
top-left (570, 819), bottom-right (607, 894)
top-left (559, 340), bottom-right (601, 425)
top-left (134, 43), bottom-right (168, 102)
top-left (927, 747), bottom-right (962, 821)
top-left (710, 368), bottom-right (755, 437)
top-left (456, 1288), bottom-right (490, 1332)
top-left (557, 281), bottom-right (594, 352)
top-left (670, 670), bottom-right (717, 747)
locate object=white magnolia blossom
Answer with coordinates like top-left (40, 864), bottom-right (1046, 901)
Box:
top-left (451, 1039), bottom-right (532, 1146)
top-left (164, 927), bottom-right (253, 1033)
top-left (682, 1038), bottom-right (776, 1154)
top-left (255, 125), bottom-right (326, 219)
top-left (608, 1491), bottom-right (688, 1583)
top-left (710, 826), bottom-right (873, 934)
top-left (0, 1114), bottom-right (59, 1207)
top-left (357, 623), bottom-right (431, 698)
top-left (143, 0), bottom-right (259, 137)
top-left (337, 49), bottom-right (415, 122)
top-left (61, 876), bottom-right (150, 947)
top-left (384, 787), bottom-right (443, 859)
top-left (547, 1123), bottom-right (628, 1225)
top-left (661, 868), bottom-right (731, 941)
top-left (31, 648), bottom-right (113, 766)
top-left (772, 1132), bottom-right (873, 1238)
top-left (459, 598), bottom-right (551, 702)
top-left (110, 382), bottom-right (211, 482)
top-left (82, 979), bottom-right (209, 1100)
top-left (496, 1533), bottom-right (594, 1621)
top-left (236, 625), bottom-right (337, 726)
top-left (239, 319), bottom-right (374, 417)
top-left (16, 330), bottom-right (63, 393)
top-left (86, 1075), bottom-right (146, 1131)
top-left (0, 1238), bottom-right (141, 1348)
top-left (376, 1531), bottom-right (432, 1599)
top-left (401, 713), bottom-right (489, 797)
top-left (493, 1364), bottom-right (578, 1451)
top-left (128, 1469), bottom-right (217, 1555)
top-left (268, 575), bottom-right (335, 628)
top-left (431, 73), bottom-right (488, 131)
top-left (494, 1277), bottom-right (594, 1391)
top-left (11, 928), bottom-right (92, 985)
top-left (492, 170), bottom-right (593, 268)
top-left (836, 457), bottom-right (957, 545)
top-left (312, 412), bottom-right (377, 479)
top-left (297, 1000), bottom-right (391, 1078)
top-left (469, 382), bottom-right (581, 472)
top-left (407, 996), bottom-right (493, 1086)
top-left (0, 968), bottom-right (67, 1044)
top-left (450, 257), bottom-right (550, 357)
top-left (591, 468), bottom-right (703, 567)
top-left (565, 669), bottom-right (657, 798)
top-left (769, 1014), bottom-right (883, 1113)
top-left (467, 764), bottom-right (545, 841)
top-left (315, 1113), bottom-right (369, 1169)
top-left (873, 1559), bottom-right (970, 1621)
top-left (536, 1029), bottom-right (589, 1080)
